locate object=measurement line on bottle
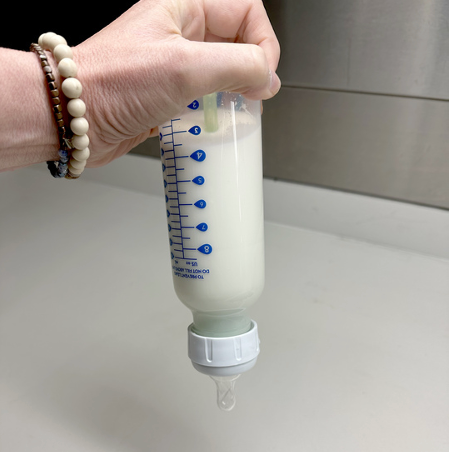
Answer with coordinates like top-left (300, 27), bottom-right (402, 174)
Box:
top-left (169, 118), bottom-right (193, 261)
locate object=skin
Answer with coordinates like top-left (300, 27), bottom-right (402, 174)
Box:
top-left (0, 0), bottom-right (280, 171)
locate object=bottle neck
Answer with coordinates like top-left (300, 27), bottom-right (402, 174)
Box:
top-left (191, 310), bottom-right (252, 338)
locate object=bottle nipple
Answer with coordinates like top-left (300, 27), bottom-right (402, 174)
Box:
top-left (210, 374), bottom-right (241, 411)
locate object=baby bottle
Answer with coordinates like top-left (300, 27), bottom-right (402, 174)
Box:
top-left (158, 92), bottom-right (264, 410)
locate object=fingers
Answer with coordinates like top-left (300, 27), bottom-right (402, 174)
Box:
top-left (202, 0), bottom-right (280, 72)
top-left (179, 40), bottom-right (281, 101)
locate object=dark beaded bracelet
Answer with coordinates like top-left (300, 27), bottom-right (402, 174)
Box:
top-left (30, 42), bottom-right (73, 178)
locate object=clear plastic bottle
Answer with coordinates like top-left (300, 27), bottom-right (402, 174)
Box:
top-left (159, 92), bottom-right (264, 410)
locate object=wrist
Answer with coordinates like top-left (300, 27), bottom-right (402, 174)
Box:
top-left (0, 48), bottom-right (60, 171)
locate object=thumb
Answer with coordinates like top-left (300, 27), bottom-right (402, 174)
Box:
top-left (180, 40), bottom-right (281, 101)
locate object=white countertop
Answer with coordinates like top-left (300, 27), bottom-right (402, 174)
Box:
top-left (0, 154), bottom-right (448, 452)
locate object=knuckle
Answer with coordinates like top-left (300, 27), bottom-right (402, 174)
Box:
top-left (246, 44), bottom-right (269, 87)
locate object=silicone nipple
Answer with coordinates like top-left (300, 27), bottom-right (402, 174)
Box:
top-left (210, 374), bottom-right (241, 411)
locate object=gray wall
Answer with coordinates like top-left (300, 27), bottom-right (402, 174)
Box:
top-left (132, 0), bottom-right (448, 208)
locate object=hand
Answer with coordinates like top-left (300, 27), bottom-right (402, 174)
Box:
top-left (73, 0), bottom-right (281, 167)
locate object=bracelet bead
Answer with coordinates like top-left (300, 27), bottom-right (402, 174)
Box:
top-left (58, 149), bottom-right (70, 163)
top-left (67, 99), bottom-right (86, 117)
top-left (72, 147), bottom-right (90, 161)
top-left (38, 32), bottom-right (55, 48)
top-left (40, 32), bottom-right (67, 52)
top-left (68, 164), bottom-right (84, 175)
top-left (72, 134), bottom-right (90, 150)
top-left (53, 44), bottom-right (73, 62)
top-left (58, 57), bottom-right (77, 78)
top-left (61, 78), bottom-right (82, 98)
top-left (70, 117), bottom-right (89, 135)
top-left (69, 158), bottom-right (87, 170)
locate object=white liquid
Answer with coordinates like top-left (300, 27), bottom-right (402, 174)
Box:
top-left (160, 106), bottom-right (265, 323)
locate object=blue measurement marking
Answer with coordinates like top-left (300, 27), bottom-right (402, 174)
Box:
top-left (187, 100), bottom-right (199, 110)
top-left (198, 244), bottom-right (213, 254)
top-left (164, 118), bottom-right (192, 260)
top-left (193, 176), bottom-right (205, 185)
top-left (190, 150), bottom-right (206, 162)
top-left (162, 117), bottom-right (212, 262)
top-left (188, 126), bottom-right (201, 135)
top-left (194, 200), bottom-right (206, 209)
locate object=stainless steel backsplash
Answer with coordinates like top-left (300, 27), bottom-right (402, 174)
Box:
top-left (132, 0), bottom-right (448, 208)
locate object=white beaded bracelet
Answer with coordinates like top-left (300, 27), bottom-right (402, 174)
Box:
top-left (38, 32), bottom-right (90, 179)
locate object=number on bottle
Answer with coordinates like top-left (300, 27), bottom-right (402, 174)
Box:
top-left (187, 100), bottom-right (199, 110)
top-left (189, 126), bottom-right (201, 135)
top-left (193, 176), bottom-right (205, 185)
top-left (194, 200), bottom-right (206, 209)
top-left (190, 150), bottom-right (206, 162)
top-left (198, 244), bottom-right (212, 255)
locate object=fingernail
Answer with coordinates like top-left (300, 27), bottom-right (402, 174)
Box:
top-left (269, 70), bottom-right (281, 95)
